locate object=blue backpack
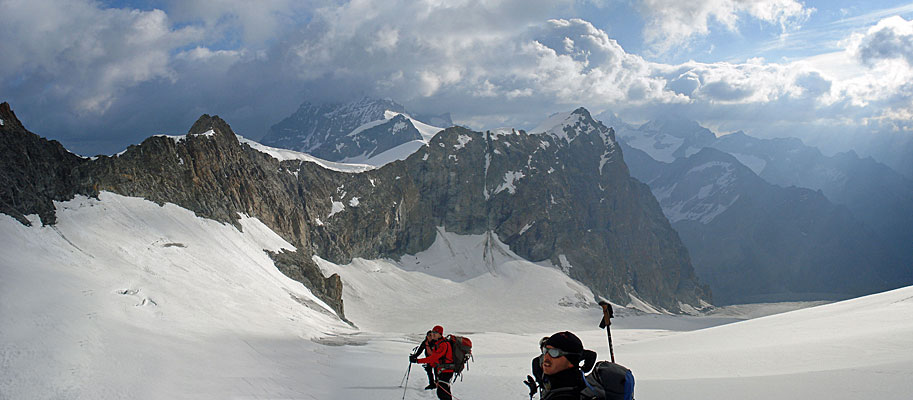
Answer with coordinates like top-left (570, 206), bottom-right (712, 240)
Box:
top-left (580, 361), bottom-right (635, 400)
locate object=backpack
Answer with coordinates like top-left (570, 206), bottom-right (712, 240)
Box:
top-left (440, 334), bottom-right (473, 376)
top-left (580, 361), bottom-right (635, 400)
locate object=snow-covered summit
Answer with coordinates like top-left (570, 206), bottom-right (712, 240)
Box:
top-left (651, 148), bottom-right (745, 224)
top-left (335, 110), bottom-right (445, 166)
top-left (615, 115), bottom-right (717, 163)
top-left (639, 114), bottom-right (715, 140)
top-left (380, 110), bottom-right (443, 141)
top-left (261, 97), bottom-right (447, 167)
top-left (530, 107), bottom-right (612, 144)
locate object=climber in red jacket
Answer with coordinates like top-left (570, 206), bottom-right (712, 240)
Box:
top-left (410, 325), bottom-right (454, 400)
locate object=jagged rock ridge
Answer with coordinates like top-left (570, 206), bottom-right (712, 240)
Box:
top-left (1, 102), bottom-right (710, 315)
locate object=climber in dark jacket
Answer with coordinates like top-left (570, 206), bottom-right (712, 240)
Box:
top-left (535, 331), bottom-right (592, 400)
top-left (524, 336), bottom-right (549, 398)
top-left (410, 330), bottom-right (436, 389)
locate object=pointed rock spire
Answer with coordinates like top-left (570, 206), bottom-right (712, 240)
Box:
top-left (0, 102), bottom-right (24, 131)
top-left (185, 114), bottom-right (240, 146)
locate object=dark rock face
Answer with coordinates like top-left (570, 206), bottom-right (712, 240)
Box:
top-left (267, 249), bottom-right (345, 320)
top-left (268, 108), bottom-right (710, 311)
top-left (0, 102), bottom-right (87, 225)
top-left (455, 110), bottom-right (709, 310)
top-left (1, 102), bottom-right (710, 315)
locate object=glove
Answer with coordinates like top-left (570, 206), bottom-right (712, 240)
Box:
top-left (409, 354), bottom-right (419, 363)
top-left (524, 375), bottom-right (537, 397)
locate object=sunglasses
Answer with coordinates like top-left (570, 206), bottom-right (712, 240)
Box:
top-left (541, 347), bottom-right (580, 359)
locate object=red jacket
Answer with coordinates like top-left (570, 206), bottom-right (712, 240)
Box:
top-left (416, 338), bottom-right (453, 373)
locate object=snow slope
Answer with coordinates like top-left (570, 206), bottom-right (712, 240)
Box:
top-left (619, 128), bottom-right (683, 163)
top-left (2, 193), bottom-right (912, 399)
top-left (315, 228), bottom-right (601, 334)
top-left (338, 110), bottom-right (444, 167)
top-left (0, 193), bottom-right (350, 399)
top-left (617, 286), bottom-right (913, 399)
top-left (238, 136), bottom-right (376, 173)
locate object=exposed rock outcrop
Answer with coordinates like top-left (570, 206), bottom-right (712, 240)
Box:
top-left (0, 102), bottom-right (87, 226)
top-left (1, 102), bottom-right (711, 316)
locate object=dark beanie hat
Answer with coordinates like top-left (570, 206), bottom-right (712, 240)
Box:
top-left (544, 331), bottom-right (584, 364)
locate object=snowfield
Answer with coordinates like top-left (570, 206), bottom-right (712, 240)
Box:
top-left (2, 193), bottom-right (912, 399)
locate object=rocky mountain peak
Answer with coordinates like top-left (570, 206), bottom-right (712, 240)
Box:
top-left (185, 114), bottom-right (240, 147)
top-left (261, 97), bottom-right (449, 166)
top-left (531, 107), bottom-right (615, 144)
top-left (335, 96), bottom-right (406, 118)
top-left (0, 102), bottom-right (24, 131)
top-left (261, 97), bottom-right (429, 159)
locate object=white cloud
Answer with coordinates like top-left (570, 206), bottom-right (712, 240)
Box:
top-left (474, 80), bottom-right (499, 98)
top-left (419, 67), bottom-right (463, 97)
top-left (506, 88), bottom-right (534, 98)
top-left (833, 16), bottom-right (913, 127)
top-left (637, 0), bottom-right (814, 55)
top-left (174, 47), bottom-right (243, 63)
top-left (850, 16), bottom-right (913, 66)
top-left (368, 26), bottom-right (400, 53)
top-left (162, 0), bottom-right (312, 46)
top-left (0, 0), bottom-right (203, 114)
top-left (1, 0), bottom-right (911, 161)
top-left (519, 19), bottom-right (678, 106)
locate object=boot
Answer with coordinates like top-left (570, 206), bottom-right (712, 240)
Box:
top-left (424, 383), bottom-right (436, 390)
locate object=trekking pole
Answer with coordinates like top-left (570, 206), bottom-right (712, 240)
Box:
top-left (399, 361), bottom-right (411, 387)
top-left (598, 300), bottom-right (616, 362)
top-left (401, 362), bottom-right (412, 400)
top-left (401, 345), bottom-right (419, 387)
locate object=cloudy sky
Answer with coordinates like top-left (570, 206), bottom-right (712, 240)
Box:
top-left (2, 0), bottom-right (913, 157)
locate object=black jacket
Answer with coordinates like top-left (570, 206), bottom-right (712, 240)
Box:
top-left (410, 338), bottom-right (431, 358)
top-left (541, 367), bottom-right (587, 400)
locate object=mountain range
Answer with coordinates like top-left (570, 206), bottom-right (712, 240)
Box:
top-left (604, 111), bottom-right (913, 304)
top-left (6, 93), bottom-right (910, 311)
top-left (0, 101), bottom-right (709, 315)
